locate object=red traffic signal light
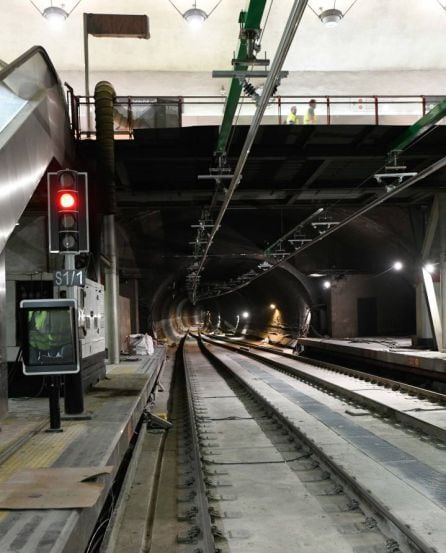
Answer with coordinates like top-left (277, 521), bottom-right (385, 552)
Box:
top-left (48, 170), bottom-right (89, 254)
top-left (58, 191), bottom-right (77, 210)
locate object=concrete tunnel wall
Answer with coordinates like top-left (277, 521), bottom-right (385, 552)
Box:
top-left (8, 202), bottom-right (420, 350)
top-left (147, 264), bottom-right (318, 345)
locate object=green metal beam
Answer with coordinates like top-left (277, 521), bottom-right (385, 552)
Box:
top-left (215, 0), bottom-right (268, 157)
top-left (391, 97), bottom-right (446, 154)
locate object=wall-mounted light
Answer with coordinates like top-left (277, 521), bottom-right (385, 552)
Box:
top-left (322, 280), bottom-right (331, 289)
top-left (242, 311), bottom-right (250, 319)
top-left (308, 1), bottom-right (359, 28)
top-left (393, 261), bottom-right (403, 271)
top-left (270, 304), bottom-right (276, 310)
top-left (167, 0), bottom-right (224, 29)
top-left (424, 262), bottom-right (436, 274)
top-left (29, 0), bottom-right (83, 26)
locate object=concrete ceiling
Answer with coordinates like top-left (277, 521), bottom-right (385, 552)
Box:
top-left (3, 0), bottom-right (446, 73)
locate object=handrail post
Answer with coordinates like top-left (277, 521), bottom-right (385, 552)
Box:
top-left (421, 95), bottom-right (427, 116)
top-left (64, 82), bottom-right (77, 138)
top-left (128, 96), bottom-right (133, 138)
top-left (326, 96), bottom-right (331, 125)
top-left (277, 95), bottom-right (282, 124)
top-left (178, 96), bottom-right (183, 128)
top-left (73, 96), bottom-right (81, 140)
top-left (76, 97), bottom-right (81, 140)
top-left (374, 95), bottom-right (379, 125)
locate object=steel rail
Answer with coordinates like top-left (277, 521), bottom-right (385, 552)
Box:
top-left (198, 333), bottom-right (446, 446)
top-left (202, 334), bottom-right (446, 404)
top-left (194, 333), bottom-right (440, 553)
top-left (181, 338), bottom-right (216, 552)
top-left (198, 152), bottom-right (446, 300)
top-left (191, 0), bottom-right (309, 303)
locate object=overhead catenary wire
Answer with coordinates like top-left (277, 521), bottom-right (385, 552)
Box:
top-left (192, 0), bottom-right (310, 303)
top-left (200, 110), bottom-right (444, 301)
top-left (201, 153), bottom-right (446, 300)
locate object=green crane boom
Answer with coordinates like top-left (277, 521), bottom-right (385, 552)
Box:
top-left (215, 0), bottom-right (268, 158)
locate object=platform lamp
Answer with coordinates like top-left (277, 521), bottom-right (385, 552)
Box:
top-left (29, 0), bottom-right (83, 26)
top-left (308, 0), bottom-right (359, 27)
top-left (167, 0), bottom-right (225, 29)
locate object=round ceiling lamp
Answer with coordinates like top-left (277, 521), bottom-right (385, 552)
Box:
top-left (43, 5), bottom-right (68, 23)
top-left (319, 8), bottom-right (343, 27)
top-left (29, 1), bottom-right (82, 25)
top-left (183, 7), bottom-right (208, 28)
top-left (308, 0), bottom-right (359, 28)
top-left (168, 0), bottom-right (224, 29)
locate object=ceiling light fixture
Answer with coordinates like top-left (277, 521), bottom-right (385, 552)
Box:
top-left (319, 8), bottom-right (343, 27)
top-left (168, 0), bottom-right (224, 29)
top-left (183, 6), bottom-right (208, 27)
top-left (43, 5), bottom-right (68, 22)
top-left (30, 0), bottom-right (82, 25)
top-left (308, 1), bottom-right (359, 28)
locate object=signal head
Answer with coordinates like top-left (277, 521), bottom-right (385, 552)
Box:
top-left (58, 191), bottom-right (77, 210)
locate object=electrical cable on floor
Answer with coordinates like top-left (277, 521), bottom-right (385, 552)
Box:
top-left (202, 416), bottom-right (261, 420)
top-left (11, 379), bottom-right (46, 400)
top-left (206, 460), bottom-right (286, 465)
top-left (85, 518), bottom-right (110, 553)
top-left (205, 452), bottom-right (311, 466)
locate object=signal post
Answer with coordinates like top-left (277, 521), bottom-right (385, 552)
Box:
top-left (47, 169), bottom-right (89, 415)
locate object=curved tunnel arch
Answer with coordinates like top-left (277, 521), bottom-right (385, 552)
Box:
top-left (115, 201), bottom-right (422, 344)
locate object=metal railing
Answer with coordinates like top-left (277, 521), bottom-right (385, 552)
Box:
top-left (65, 90), bottom-right (444, 139)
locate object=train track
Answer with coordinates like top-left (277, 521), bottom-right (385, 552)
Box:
top-left (205, 334), bottom-right (446, 402)
top-left (151, 334), bottom-right (446, 553)
top-left (202, 334), bottom-right (446, 442)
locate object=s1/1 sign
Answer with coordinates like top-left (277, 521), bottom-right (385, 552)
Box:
top-left (53, 270), bottom-right (86, 287)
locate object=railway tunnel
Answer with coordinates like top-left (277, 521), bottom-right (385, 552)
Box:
top-left (1, 1), bottom-right (446, 552)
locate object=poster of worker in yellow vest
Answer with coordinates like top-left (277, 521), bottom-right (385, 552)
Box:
top-left (20, 299), bottom-right (80, 375)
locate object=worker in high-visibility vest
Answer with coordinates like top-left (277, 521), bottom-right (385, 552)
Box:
top-left (286, 105), bottom-right (299, 125)
top-left (28, 310), bottom-right (73, 364)
top-left (304, 99), bottom-right (317, 124)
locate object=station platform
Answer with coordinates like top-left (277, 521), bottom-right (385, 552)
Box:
top-left (298, 337), bottom-right (446, 380)
top-left (0, 346), bottom-right (167, 553)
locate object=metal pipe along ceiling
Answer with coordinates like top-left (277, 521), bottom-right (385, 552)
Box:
top-left (192, 0), bottom-right (309, 303)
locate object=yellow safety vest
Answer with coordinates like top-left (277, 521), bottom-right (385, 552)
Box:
top-left (304, 108), bottom-right (316, 125)
top-left (287, 112), bottom-right (298, 125)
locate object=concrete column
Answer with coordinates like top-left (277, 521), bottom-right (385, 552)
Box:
top-left (104, 214), bottom-right (120, 364)
top-left (440, 194), bottom-right (446, 351)
top-left (0, 251), bottom-right (7, 417)
top-left (415, 282), bottom-right (433, 346)
top-left (131, 278), bottom-right (140, 333)
top-left (421, 269), bottom-right (442, 350)
top-left (419, 194), bottom-right (443, 350)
